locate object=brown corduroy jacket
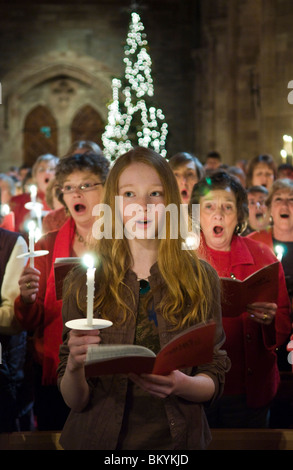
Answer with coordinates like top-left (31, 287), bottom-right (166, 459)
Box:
top-left (57, 260), bottom-right (230, 450)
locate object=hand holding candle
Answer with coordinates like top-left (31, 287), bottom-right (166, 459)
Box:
top-left (83, 254), bottom-right (96, 327)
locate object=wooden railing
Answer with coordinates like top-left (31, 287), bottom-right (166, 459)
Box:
top-left (1, 429), bottom-right (293, 450)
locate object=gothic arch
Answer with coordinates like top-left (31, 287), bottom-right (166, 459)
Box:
top-left (23, 105), bottom-right (58, 166)
top-left (71, 105), bottom-right (104, 148)
top-left (0, 51), bottom-right (115, 167)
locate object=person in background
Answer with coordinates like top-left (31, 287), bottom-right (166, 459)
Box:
top-left (235, 159), bottom-right (248, 176)
top-left (14, 152), bottom-right (110, 430)
top-left (0, 173), bottom-right (16, 205)
top-left (42, 178), bottom-right (68, 233)
top-left (21, 169), bottom-right (33, 194)
top-left (226, 166), bottom-right (246, 187)
top-left (0, 228), bottom-right (34, 432)
top-left (18, 164), bottom-right (31, 184)
top-left (16, 165), bottom-right (32, 195)
top-left (190, 171), bottom-right (291, 428)
top-left (65, 140), bottom-right (103, 156)
top-left (247, 179), bottom-right (293, 303)
top-left (277, 163), bottom-right (293, 181)
top-left (247, 178), bottom-right (293, 427)
top-left (10, 154), bottom-right (59, 233)
top-left (168, 151), bottom-right (205, 204)
top-left (0, 174), bottom-right (17, 231)
top-left (241, 185), bottom-right (270, 236)
top-left (246, 154), bottom-right (277, 189)
top-left (57, 146), bottom-right (230, 450)
top-left (204, 151), bottom-right (222, 172)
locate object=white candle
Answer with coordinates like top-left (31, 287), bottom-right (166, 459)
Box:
top-left (283, 135), bottom-right (293, 156)
top-left (1, 204), bottom-right (10, 216)
top-left (28, 221), bottom-right (36, 268)
top-left (30, 185), bottom-right (37, 204)
top-left (35, 203), bottom-right (43, 233)
top-left (275, 244), bottom-right (284, 262)
top-left (83, 254), bottom-right (96, 326)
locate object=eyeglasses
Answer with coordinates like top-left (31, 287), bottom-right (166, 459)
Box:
top-left (61, 182), bottom-right (103, 194)
top-left (248, 200), bottom-right (267, 207)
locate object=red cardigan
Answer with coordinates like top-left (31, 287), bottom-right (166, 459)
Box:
top-left (199, 234), bottom-right (291, 408)
top-left (246, 228), bottom-right (274, 251)
top-left (14, 218), bottom-right (76, 385)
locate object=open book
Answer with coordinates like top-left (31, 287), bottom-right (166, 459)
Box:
top-left (54, 257), bottom-right (81, 300)
top-left (220, 261), bottom-right (279, 317)
top-left (84, 321), bottom-right (216, 377)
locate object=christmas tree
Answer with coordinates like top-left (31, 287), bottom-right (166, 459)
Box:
top-left (102, 11), bottom-right (168, 161)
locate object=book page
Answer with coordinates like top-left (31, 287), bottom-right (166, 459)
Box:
top-left (86, 344), bottom-right (156, 364)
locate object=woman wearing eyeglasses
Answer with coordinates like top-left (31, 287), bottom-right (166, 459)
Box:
top-left (14, 152), bottom-right (110, 430)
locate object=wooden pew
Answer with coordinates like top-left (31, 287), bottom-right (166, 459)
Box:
top-left (1, 429), bottom-right (293, 450)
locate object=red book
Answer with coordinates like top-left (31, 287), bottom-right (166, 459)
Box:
top-left (0, 212), bottom-right (15, 231)
top-left (54, 257), bottom-right (81, 300)
top-left (84, 321), bottom-right (216, 377)
top-left (220, 261), bottom-right (279, 317)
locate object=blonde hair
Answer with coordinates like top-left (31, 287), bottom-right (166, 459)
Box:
top-left (74, 147), bottom-right (214, 329)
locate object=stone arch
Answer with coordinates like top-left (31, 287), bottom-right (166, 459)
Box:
top-left (0, 51), bottom-right (115, 168)
top-left (23, 105), bottom-right (58, 166)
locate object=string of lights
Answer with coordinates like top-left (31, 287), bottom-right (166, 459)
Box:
top-left (102, 12), bottom-right (168, 161)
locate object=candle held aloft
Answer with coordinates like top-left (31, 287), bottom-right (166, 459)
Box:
top-left (28, 220), bottom-right (36, 267)
top-left (30, 185), bottom-right (37, 204)
top-left (83, 254), bottom-right (96, 327)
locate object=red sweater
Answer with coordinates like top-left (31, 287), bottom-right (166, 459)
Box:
top-left (199, 234), bottom-right (291, 407)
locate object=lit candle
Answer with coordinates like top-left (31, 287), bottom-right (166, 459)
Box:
top-left (283, 135), bottom-right (293, 157)
top-left (275, 244), bottom-right (284, 261)
top-left (30, 185), bottom-right (37, 204)
top-left (28, 220), bottom-right (36, 267)
top-left (1, 204), bottom-right (10, 216)
top-left (35, 202), bottom-right (43, 233)
top-left (83, 254), bottom-right (96, 326)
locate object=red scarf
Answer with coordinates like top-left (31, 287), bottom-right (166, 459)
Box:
top-left (42, 217), bottom-right (75, 385)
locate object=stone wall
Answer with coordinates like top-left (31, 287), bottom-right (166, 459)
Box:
top-left (0, 0), bottom-right (198, 170)
top-left (194, 0), bottom-right (293, 165)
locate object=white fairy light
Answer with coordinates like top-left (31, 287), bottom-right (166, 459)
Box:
top-left (102, 11), bottom-right (168, 161)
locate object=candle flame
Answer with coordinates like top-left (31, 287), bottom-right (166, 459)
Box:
top-left (82, 253), bottom-right (95, 269)
top-left (27, 220), bottom-right (36, 232)
top-left (275, 244), bottom-right (284, 261)
top-left (30, 185), bottom-right (37, 196)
